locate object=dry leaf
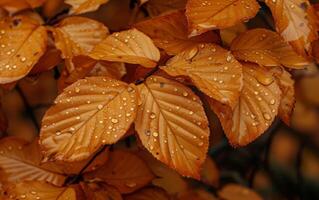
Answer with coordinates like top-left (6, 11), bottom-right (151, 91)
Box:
top-left (81, 182), bottom-right (123, 200)
top-left (0, 137), bottom-right (66, 186)
top-left (231, 28), bottom-right (308, 69)
top-left (218, 184), bottom-right (262, 200)
top-left (0, 15), bottom-right (47, 84)
top-left (124, 187), bottom-right (170, 200)
top-left (186, 0), bottom-right (260, 37)
top-left (66, 0), bottom-right (110, 15)
top-left (162, 43), bottom-right (243, 108)
top-left (220, 23), bottom-right (247, 46)
top-left (265, 0), bottom-right (318, 57)
top-left (135, 75), bottom-right (210, 178)
top-left (144, 0), bottom-right (187, 16)
top-left (0, 0), bottom-right (45, 13)
top-left (50, 16), bottom-right (109, 59)
top-left (178, 189), bottom-right (218, 200)
top-left (209, 63), bottom-right (281, 146)
top-left (40, 77), bottom-right (138, 161)
top-left (134, 10), bottom-right (220, 55)
top-left (200, 157), bottom-right (219, 187)
top-left (84, 150), bottom-right (154, 194)
top-left (89, 29), bottom-right (160, 68)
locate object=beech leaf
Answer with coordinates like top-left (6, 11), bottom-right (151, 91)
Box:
top-left (218, 184), bottom-right (263, 200)
top-left (125, 187), bottom-right (170, 200)
top-left (81, 182), bottom-right (123, 200)
top-left (65, 0), bottom-right (110, 15)
top-left (144, 0), bottom-right (187, 17)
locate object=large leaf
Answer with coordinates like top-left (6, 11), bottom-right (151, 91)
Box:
top-left (50, 16), bottom-right (109, 59)
top-left (231, 28), bottom-right (308, 69)
top-left (134, 10), bottom-right (220, 55)
top-left (162, 43), bottom-right (243, 108)
top-left (40, 77), bottom-right (138, 161)
top-left (186, 0), bottom-right (260, 36)
top-left (208, 63), bottom-right (281, 146)
top-left (84, 150), bottom-right (154, 194)
top-left (265, 0), bottom-right (318, 56)
top-left (125, 187), bottom-right (170, 200)
top-left (134, 75), bottom-right (210, 178)
top-left (0, 15), bottom-right (47, 84)
top-left (89, 29), bottom-right (160, 68)
top-left (65, 0), bottom-right (110, 14)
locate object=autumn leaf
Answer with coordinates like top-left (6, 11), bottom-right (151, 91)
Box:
top-left (66, 0), bottom-right (110, 15)
top-left (134, 75), bottom-right (210, 178)
top-left (231, 28), bottom-right (308, 69)
top-left (50, 16), bottom-right (109, 59)
top-left (162, 43), bottom-right (243, 108)
top-left (0, 15), bottom-right (47, 84)
top-left (178, 189), bottom-right (219, 200)
top-left (265, 0), bottom-right (318, 57)
top-left (208, 63), bottom-right (281, 146)
top-left (200, 157), bottom-right (219, 187)
top-left (0, 0), bottom-right (45, 13)
top-left (218, 184), bottom-right (262, 200)
top-left (40, 77), bottom-right (138, 161)
top-left (186, 0), bottom-right (260, 37)
top-left (89, 28), bottom-right (160, 68)
top-left (124, 187), bottom-right (170, 200)
top-left (81, 182), bottom-right (123, 200)
top-left (144, 0), bottom-right (187, 17)
top-left (133, 10), bottom-right (220, 55)
top-left (84, 150), bottom-right (155, 194)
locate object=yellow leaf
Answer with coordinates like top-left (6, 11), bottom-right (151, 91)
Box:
top-left (265, 0), bottom-right (318, 57)
top-left (65, 0), bottom-right (110, 15)
top-left (162, 43), bottom-right (243, 108)
top-left (231, 28), bottom-right (308, 69)
top-left (50, 16), bottom-right (109, 59)
top-left (125, 187), bottom-right (170, 200)
top-left (84, 150), bottom-right (155, 194)
top-left (0, 15), bottom-right (47, 84)
top-left (218, 184), bottom-right (262, 200)
top-left (0, 137), bottom-right (66, 186)
top-left (40, 77), bottom-right (138, 161)
top-left (90, 28), bottom-right (160, 68)
top-left (134, 75), bottom-right (210, 179)
top-left (80, 182), bottom-right (122, 200)
top-left (186, 0), bottom-right (260, 37)
top-left (144, 0), bottom-right (187, 17)
top-left (134, 10), bottom-right (220, 55)
top-left (208, 63), bottom-right (281, 146)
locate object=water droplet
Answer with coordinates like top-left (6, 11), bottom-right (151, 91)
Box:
top-left (56, 131), bottom-right (61, 136)
top-left (20, 194), bottom-right (26, 199)
top-left (270, 99), bottom-right (276, 105)
top-left (198, 141), bottom-right (204, 146)
top-left (263, 113), bottom-right (271, 120)
top-left (152, 131), bottom-right (159, 137)
top-left (111, 118), bottom-right (118, 124)
top-left (255, 73), bottom-right (274, 86)
top-left (150, 112), bottom-right (156, 119)
top-left (189, 111), bottom-right (194, 115)
top-left (226, 55), bottom-right (232, 62)
top-left (126, 182), bottom-right (136, 188)
top-left (186, 46), bottom-right (198, 60)
top-left (182, 91), bottom-right (188, 97)
top-left (97, 104), bottom-right (103, 110)
top-left (75, 87), bottom-right (80, 93)
top-left (20, 57), bottom-right (26, 62)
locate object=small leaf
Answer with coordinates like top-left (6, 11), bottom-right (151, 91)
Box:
top-left (81, 182), bottom-right (123, 200)
top-left (200, 157), bottom-right (219, 187)
top-left (218, 184), bottom-right (262, 200)
top-left (186, 0), bottom-right (260, 36)
top-left (135, 75), bottom-right (210, 179)
top-left (231, 28), bottom-right (308, 69)
top-left (144, 0), bottom-right (187, 17)
top-left (0, 15), bottom-right (47, 84)
top-left (162, 43), bottom-right (243, 108)
top-left (89, 28), bottom-right (160, 68)
top-left (265, 0), bottom-right (318, 57)
top-left (84, 150), bottom-right (155, 194)
top-left (40, 77), bottom-right (138, 161)
top-left (124, 187), bottom-right (170, 200)
top-left (208, 63), bottom-right (281, 146)
top-left (65, 0), bottom-right (110, 15)
top-left (134, 10), bottom-right (220, 55)
top-left (50, 16), bottom-right (109, 59)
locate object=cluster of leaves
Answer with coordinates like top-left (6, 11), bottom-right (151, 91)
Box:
top-left (0, 0), bottom-right (318, 199)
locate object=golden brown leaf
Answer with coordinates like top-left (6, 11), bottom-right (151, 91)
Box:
top-left (40, 77), bottom-right (138, 161)
top-left (265, 0), bottom-right (318, 57)
top-left (50, 16), bottom-right (109, 59)
top-left (220, 23), bottom-right (247, 46)
top-left (231, 28), bottom-right (308, 69)
top-left (162, 43), bottom-right (243, 108)
top-left (208, 63), bottom-right (281, 146)
top-left (66, 0), bottom-right (110, 15)
top-left (135, 75), bottom-right (210, 178)
top-left (81, 182), bottom-right (122, 200)
top-left (0, 15), bottom-right (47, 84)
top-left (84, 150), bottom-right (154, 194)
top-left (89, 29), bottom-right (160, 68)
top-left (144, 0), bottom-right (187, 16)
top-left (186, 0), bottom-right (260, 36)
top-left (0, 0), bottom-right (45, 13)
top-left (134, 10), bottom-right (220, 55)
top-left (124, 187), bottom-right (170, 200)
top-left (218, 184), bottom-right (262, 200)
top-left (200, 157), bottom-right (219, 187)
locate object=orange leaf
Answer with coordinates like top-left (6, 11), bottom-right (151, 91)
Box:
top-left (40, 77), bottom-right (138, 161)
top-left (162, 43), bottom-right (243, 108)
top-left (144, 0), bottom-right (187, 17)
top-left (134, 75), bottom-right (210, 179)
top-left (0, 0), bottom-right (45, 13)
top-left (231, 28), bottom-right (308, 69)
top-left (89, 28), bottom-right (160, 68)
top-left (84, 150), bottom-right (155, 194)
top-left (81, 182), bottom-right (123, 200)
top-left (186, 0), bottom-right (260, 37)
top-left (218, 184), bottom-right (262, 200)
top-left (65, 0), bottom-right (110, 15)
top-left (50, 16), bottom-right (109, 59)
top-left (0, 15), bottom-right (47, 84)
top-left (208, 63), bottom-right (281, 146)
top-left (124, 187), bottom-right (170, 200)
top-left (200, 157), bottom-right (219, 187)
top-left (134, 10), bottom-right (220, 55)
top-left (265, 0), bottom-right (318, 57)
